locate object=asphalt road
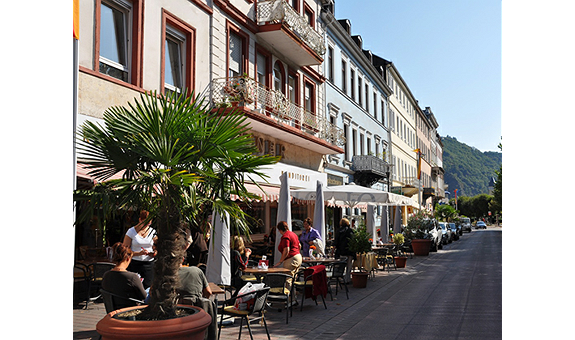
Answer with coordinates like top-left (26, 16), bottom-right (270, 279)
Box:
top-left (336, 228), bottom-right (502, 340)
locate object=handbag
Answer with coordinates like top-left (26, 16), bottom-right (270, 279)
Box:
top-left (232, 282), bottom-right (265, 311)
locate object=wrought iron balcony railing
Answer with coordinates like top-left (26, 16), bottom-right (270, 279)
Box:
top-left (257, 0), bottom-right (326, 57)
top-left (205, 76), bottom-right (345, 147)
top-left (351, 155), bottom-right (389, 176)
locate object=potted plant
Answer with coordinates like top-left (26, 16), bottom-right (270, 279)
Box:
top-left (347, 225), bottom-right (372, 288)
top-left (392, 234), bottom-right (407, 268)
top-left (403, 210), bottom-right (434, 256)
top-left (75, 90), bottom-right (279, 339)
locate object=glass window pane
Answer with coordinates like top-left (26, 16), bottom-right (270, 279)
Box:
top-left (165, 39), bottom-right (182, 88)
top-left (100, 3), bottom-right (126, 66)
top-left (229, 33), bottom-right (242, 77)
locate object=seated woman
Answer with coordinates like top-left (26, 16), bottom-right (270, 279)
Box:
top-left (230, 235), bottom-right (252, 292)
top-left (101, 242), bottom-right (147, 310)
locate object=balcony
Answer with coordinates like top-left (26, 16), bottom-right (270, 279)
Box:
top-left (351, 155), bottom-right (390, 187)
top-left (391, 176), bottom-right (420, 197)
top-left (256, 0), bottom-right (325, 66)
top-left (204, 76), bottom-right (345, 154)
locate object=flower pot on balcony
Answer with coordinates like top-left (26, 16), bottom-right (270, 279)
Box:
top-left (96, 305), bottom-right (211, 340)
top-left (411, 239), bottom-right (431, 256)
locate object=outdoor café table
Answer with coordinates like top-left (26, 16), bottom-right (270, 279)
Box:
top-left (302, 257), bottom-right (340, 266)
top-left (209, 282), bottom-right (226, 305)
top-left (242, 266), bottom-right (292, 282)
top-left (353, 252), bottom-right (378, 274)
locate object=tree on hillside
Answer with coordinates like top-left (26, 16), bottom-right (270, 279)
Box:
top-left (452, 194), bottom-right (493, 220)
top-left (489, 143), bottom-right (502, 220)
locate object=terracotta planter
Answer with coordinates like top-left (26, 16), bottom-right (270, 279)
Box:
top-left (97, 305), bottom-right (211, 340)
top-left (351, 271), bottom-right (369, 288)
top-left (394, 256), bottom-right (407, 268)
top-left (411, 239), bottom-right (432, 256)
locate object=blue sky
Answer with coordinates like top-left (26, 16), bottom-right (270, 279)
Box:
top-left (333, 0), bottom-right (502, 152)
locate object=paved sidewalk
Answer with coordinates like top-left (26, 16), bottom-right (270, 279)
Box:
top-left (74, 254), bottom-right (430, 340)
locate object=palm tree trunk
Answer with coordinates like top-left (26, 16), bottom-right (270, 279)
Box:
top-left (138, 207), bottom-right (187, 320)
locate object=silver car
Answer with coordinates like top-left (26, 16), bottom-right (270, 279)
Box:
top-left (461, 217), bottom-right (472, 233)
top-left (424, 219), bottom-right (443, 251)
top-left (439, 222), bottom-right (452, 244)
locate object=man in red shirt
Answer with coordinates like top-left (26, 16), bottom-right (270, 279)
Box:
top-left (274, 221), bottom-right (302, 292)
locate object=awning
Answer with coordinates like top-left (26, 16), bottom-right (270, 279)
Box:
top-left (76, 163), bottom-right (125, 184)
top-left (231, 183), bottom-right (281, 202)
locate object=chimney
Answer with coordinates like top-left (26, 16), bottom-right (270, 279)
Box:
top-left (337, 19), bottom-right (351, 35)
top-left (363, 49), bottom-right (373, 63)
top-left (351, 35), bottom-right (362, 49)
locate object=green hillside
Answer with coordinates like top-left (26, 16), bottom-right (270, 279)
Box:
top-left (442, 136), bottom-right (501, 197)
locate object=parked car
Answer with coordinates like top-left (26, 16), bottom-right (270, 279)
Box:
top-left (461, 217), bottom-right (472, 233)
top-left (475, 221), bottom-right (487, 229)
top-left (448, 223), bottom-right (459, 241)
top-left (425, 219), bottom-right (443, 252)
top-left (439, 222), bottom-right (452, 244)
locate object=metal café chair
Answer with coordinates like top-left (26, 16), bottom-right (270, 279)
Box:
top-left (263, 273), bottom-right (293, 324)
top-left (217, 286), bottom-right (271, 340)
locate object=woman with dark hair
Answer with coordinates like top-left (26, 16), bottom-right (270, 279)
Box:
top-left (123, 210), bottom-right (156, 289)
top-left (299, 217), bottom-right (323, 257)
top-left (101, 242), bottom-right (147, 309)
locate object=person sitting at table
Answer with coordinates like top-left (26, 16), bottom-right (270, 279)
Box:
top-left (300, 217), bottom-right (324, 257)
top-left (101, 242), bottom-right (147, 309)
top-left (274, 221), bottom-right (302, 292)
top-left (231, 235), bottom-right (252, 292)
top-left (178, 255), bottom-right (212, 300)
top-left (177, 255), bottom-right (216, 340)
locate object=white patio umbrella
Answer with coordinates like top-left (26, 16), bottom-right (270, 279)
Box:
top-left (312, 180), bottom-right (326, 255)
top-left (291, 183), bottom-right (410, 208)
top-left (380, 206), bottom-right (389, 242)
top-left (274, 172), bottom-right (291, 265)
top-left (394, 205), bottom-right (403, 236)
top-left (206, 212), bottom-right (231, 285)
top-left (366, 203), bottom-right (377, 246)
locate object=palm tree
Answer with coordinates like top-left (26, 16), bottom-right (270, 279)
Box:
top-left (75, 90), bottom-right (278, 320)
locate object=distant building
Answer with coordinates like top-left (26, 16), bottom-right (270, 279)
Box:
top-left (321, 7), bottom-right (392, 225)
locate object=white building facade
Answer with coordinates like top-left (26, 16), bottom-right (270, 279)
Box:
top-left (76, 0), bottom-right (345, 240)
top-left (385, 62), bottom-right (419, 199)
top-left (321, 8), bottom-right (393, 228)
